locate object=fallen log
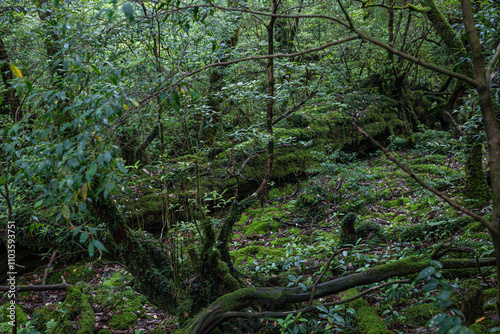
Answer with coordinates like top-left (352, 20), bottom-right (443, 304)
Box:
top-left (183, 256), bottom-right (496, 334)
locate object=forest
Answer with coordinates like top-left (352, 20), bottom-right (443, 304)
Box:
top-left (0, 0), bottom-right (499, 333)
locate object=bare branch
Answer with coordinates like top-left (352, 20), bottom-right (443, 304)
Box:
top-left (486, 42), bottom-right (500, 81)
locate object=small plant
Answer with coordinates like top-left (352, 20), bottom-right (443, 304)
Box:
top-left (414, 260), bottom-right (474, 333)
top-left (317, 304), bottom-right (357, 332)
top-left (286, 274), bottom-right (308, 292)
top-left (276, 312), bottom-right (308, 334)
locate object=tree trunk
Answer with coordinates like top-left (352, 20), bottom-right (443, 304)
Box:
top-left (422, 0), bottom-right (489, 202)
top-left (460, 0), bottom-right (500, 316)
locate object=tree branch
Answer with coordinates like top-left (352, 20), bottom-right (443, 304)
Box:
top-left (486, 42), bottom-right (500, 81)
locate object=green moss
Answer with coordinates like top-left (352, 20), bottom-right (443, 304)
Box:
top-left (109, 311), bottom-right (138, 330)
top-left (0, 303), bottom-right (27, 325)
top-left (464, 221), bottom-right (486, 232)
top-left (92, 285), bottom-right (149, 315)
top-left (102, 270), bottom-right (131, 288)
top-left (242, 218), bottom-right (281, 235)
top-left (340, 288), bottom-right (368, 309)
top-left (230, 245), bottom-right (286, 264)
top-left (483, 288), bottom-right (497, 299)
top-left (46, 263), bottom-right (96, 285)
top-left (461, 286), bottom-right (484, 325)
top-left (241, 206), bottom-right (291, 235)
top-left (356, 306), bottom-right (391, 334)
top-left (468, 323), bottom-right (488, 334)
top-left (98, 330), bottom-right (113, 334)
top-left (404, 303), bottom-right (441, 326)
top-left (31, 286), bottom-right (94, 334)
top-left (236, 214), bottom-right (249, 226)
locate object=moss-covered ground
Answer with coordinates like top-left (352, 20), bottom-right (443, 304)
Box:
top-left (2, 138), bottom-right (497, 333)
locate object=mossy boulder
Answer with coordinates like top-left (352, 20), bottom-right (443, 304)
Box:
top-left (109, 311), bottom-right (138, 330)
top-left (92, 285), bottom-right (149, 315)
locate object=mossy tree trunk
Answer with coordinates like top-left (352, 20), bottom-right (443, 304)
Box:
top-left (183, 257), bottom-right (496, 333)
top-left (422, 0), bottom-right (490, 202)
top-left (464, 139), bottom-right (491, 204)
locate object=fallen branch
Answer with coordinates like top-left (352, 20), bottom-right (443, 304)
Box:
top-left (184, 256), bottom-right (496, 333)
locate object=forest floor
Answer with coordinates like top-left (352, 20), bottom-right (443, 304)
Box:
top-left (2, 146), bottom-right (498, 333)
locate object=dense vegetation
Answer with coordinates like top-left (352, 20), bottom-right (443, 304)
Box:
top-left (0, 0), bottom-right (499, 332)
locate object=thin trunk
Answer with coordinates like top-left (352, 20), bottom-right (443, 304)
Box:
top-left (461, 0), bottom-right (500, 316)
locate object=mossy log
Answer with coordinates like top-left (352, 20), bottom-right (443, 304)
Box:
top-left (183, 257), bottom-right (496, 334)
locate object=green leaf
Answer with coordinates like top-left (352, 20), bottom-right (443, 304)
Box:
top-left (62, 205), bottom-right (70, 220)
top-left (104, 151), bottom-right (112, 163)
top-left (88, 226), bottom-right (96, 236)
top-left (416, 266), bottom-right (435, 281)
top-left (436, 289), bottom-right (451, 300)
top-left (427, 313), bottom-right (447, 328)
top-left (88, 241), bottom-right (95, 257)
top-left (122, 3), bottom-right (135, 21)
top-left (80, 231), bottom-right (89, 243)
top-left (0, 175), bottom-right (6, 186)
top-left (72, 225), bottom-right (82, 237)
top-left (89, 163), bottom-right (97, 177)
top-left (422, 279), bottom-right (439, 292)
top-left (316, 306), bottom-right (328, 313)
top-left (429, 259), bottom-right (443, 269)
top-left (93, 239), bottom-right (108, 252)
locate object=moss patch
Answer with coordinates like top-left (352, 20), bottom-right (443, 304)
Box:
top-left (109, 311), bottom-right (138, 330)
top-left (356, 306), bottom-right (391, 334)
top-left (404, 303), bottom-right (441, 326)
top-left (230, 245), bottom-right (286, 265)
